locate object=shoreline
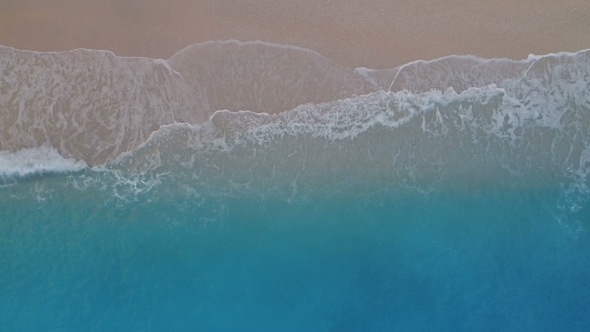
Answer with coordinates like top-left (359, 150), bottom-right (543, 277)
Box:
top-left (2, 41), bottom-right (589, 72)
top-left (1, 0), bottom-right (589, 68)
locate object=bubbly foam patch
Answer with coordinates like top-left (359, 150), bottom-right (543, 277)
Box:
top-left (101, 80), bottom-right (588, 203)
top-left (0, 146), bottom-right (86, 179)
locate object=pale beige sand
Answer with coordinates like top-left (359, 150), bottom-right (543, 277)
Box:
top-left (1, 0), bottom-right (589, 68)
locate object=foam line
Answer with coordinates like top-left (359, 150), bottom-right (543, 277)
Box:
top-left (0, 146), bottom-right (87, 179)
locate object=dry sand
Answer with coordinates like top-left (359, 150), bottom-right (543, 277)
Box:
top-left (0, 0), bottom-right (589, 68)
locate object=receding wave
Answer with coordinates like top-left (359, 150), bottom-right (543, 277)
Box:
top-left (167, 41), bottom-right (377, 114)
top-left (1, 41), bottom-right (589, 201)
top-left (107, 85), bottom-right (590, 199)
top-left (0, 46), bottom-right (207, 165)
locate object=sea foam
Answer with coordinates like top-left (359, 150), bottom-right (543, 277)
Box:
top-left (0, 145), bottom-right (86, 180)
top-left (1, 42), bottom-right (589, 197)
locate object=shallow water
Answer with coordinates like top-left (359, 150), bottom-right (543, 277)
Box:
top-left (2, 41), bottom-right (590, 331)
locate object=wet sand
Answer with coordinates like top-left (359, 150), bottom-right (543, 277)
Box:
top-left (1, 0), bottom-right (589, 68)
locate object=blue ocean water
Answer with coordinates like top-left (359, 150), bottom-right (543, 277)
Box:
top-left (2, 41), bottom-right (590, 331)
top-left (2, 182), bottom-right (590, 331)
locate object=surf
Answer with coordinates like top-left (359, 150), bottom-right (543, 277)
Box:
top-left (2, 41), bottom-right (590, 331)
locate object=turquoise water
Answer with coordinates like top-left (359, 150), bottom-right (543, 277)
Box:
top-left (2, 180), bottom-right (590, 331)
top-left (2, 42), bottom-right (590, 330)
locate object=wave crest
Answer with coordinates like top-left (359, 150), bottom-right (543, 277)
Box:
top-left (0, 146), bottom-right (86, 182)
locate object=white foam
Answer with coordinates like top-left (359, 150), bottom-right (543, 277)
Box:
top-left (0, 146), bottom-right (87, 179)
top-left (0, 45), bottom-right (208, 166)
top-left (2, 42), bottom-right (590, 171)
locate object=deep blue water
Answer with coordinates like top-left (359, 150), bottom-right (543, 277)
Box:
top-left (2, 182), bottom-right (590, 331)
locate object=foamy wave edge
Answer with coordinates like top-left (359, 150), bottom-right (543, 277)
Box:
top-left (0, 146), bottom-right (87, 179)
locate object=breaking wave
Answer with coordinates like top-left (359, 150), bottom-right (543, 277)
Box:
top-left (1, 41), bottom-right (590, 202)
top-left (0, 145), bottom-right (86, 182)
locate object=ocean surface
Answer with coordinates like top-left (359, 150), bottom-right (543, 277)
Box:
top-left (1, 40), bottom-right (590, 331)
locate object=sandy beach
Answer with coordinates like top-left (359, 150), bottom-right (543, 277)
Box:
top-left (0, 0), bottom-right (589, 68)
